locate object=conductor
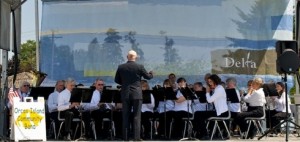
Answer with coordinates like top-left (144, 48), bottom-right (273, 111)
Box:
top-left (115, 50), bottom-right (154, 141)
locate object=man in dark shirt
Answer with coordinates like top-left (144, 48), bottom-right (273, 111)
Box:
top-left (115, 50), bottom-right (153, 141)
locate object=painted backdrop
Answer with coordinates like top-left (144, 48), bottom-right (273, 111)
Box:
top-left (40, 0), bottom-right (294, 88)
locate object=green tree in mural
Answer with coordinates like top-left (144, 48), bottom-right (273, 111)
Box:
top-left (88, 38), bottom-right (102, 62)
top-left (160, 31), bottom-right (181, 66)
top-left (102, 28), bottom-right (124, 70)
top-left (53, 45), bottom-right (75, 79)
top-left (124, 31), bottom-right (145, 63)
top-left (40, 35), bottom-right (62, 79)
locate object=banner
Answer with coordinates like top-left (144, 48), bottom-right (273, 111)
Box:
top-left (40, 0), bottom-right (294, 87)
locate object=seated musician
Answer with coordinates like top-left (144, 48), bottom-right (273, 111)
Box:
top-left (192, 82), bottom-right (212, 139)
top-left (7, 81), bottom-right (31, 138)
top-left (47, 80), bottom-right (65, 137)
top-left (225, 77), bottom-right (241, 134)
top-left (7, 81), bottom-right (31, 109)
top-left (205, 74), bottom-right (229, 139)
top-left (234, 77), bottom-right (266, 139)
top-left (89, 78), bottom-right (114, 139)
top-left (57, 78), bottom-right (80, 141)
top-left (157, 79), bottom-right (175, 139)
top-left (141, 80), bottom-right (155, 139)
top-left (270, 82), bottom-right (291, 136)
top-left (240, 80), bottom-right (253, 112)
top-left (170, 77), bottom-right (192, 139)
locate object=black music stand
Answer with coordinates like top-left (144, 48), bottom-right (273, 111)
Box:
top-left (100, 88), bottom-right (121, 140)
top-left (225, 88), bottom-right (239, 103)
top-left (142, 90), bottom-right (152, 104)
top-left (262, 83), bottom-right (278, 130)
top-left (29, 87), bottom-right (55, 100)
top-left (259, 74), bottom-right (300, 140)
top-left (70, 88), bottom-right (93, 141)
top-left (179, 87), bottom-right (199, 141)
top-left (195, 91), bottom-right (207, 103)
top-left (195, 90), bottom-right (215, 111)
top-left (151, 87), bottom-right (177, 139)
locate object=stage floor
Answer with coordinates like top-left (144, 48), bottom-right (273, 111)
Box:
top-left (44, 134), bottom-right (300, 141)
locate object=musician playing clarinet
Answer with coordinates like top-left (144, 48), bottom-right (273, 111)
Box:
top-left (205, 74), bottom-right (229, 139)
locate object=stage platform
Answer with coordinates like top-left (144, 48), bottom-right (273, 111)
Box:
top-left (44, 134), bottom-right (300, 141)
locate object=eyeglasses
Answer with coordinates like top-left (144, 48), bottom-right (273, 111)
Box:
top-left (97, 84), bottom-right (105, 86)
top-left (23, 85), bottom-right (30, 87)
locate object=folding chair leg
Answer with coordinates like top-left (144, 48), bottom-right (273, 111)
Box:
top-left (210, 121), bottom-right (218, 140)
top-left (169, 121), bottom-right (173, 139)
top-left (150, 121), bottom-right (153, 139)
top-left (183, 121), bottom-right (187, 138)
top-left (217, 123), bottom-right (223, 139)
top-left (245, 120), bottom-right (252, 138)
top-left (57, 122), bottom-right (64, 139)
top-left (51, 121), bottom-right (57, 139)
top-left (257, 121), bottom-right (264, 135)
top-left (91, 121), bottom-right (97, 140)
top-left (222, 121), bottom-right (230, 138)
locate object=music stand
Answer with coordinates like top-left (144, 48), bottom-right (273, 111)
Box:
top-left (179, 87), bottom-right (199, 141)
top-left (151, 87), bottom-right (177, 139)
top-left (70, 88), bottom-right (93, 141)
top-left (142, 90), bottom-right (152, 104)
top-left (100, 88), bottom-right (121, 140)
top-left (225, 89), bottom-right (239, 103)
top-left (262, 83), bottom-right (278, 130)
top-left (29, 87), bottom-right (55, 100)
top-left (195, 90), bottom-right (215, 111)
top-left (195, 91), bottom-right (207, 103)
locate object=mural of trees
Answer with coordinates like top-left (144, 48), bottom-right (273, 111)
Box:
top-left (87, 38), bottom-right (102, 63)
top-left (160, 31), bottom-right (181, 66)
top-left (124, 31), bottom-right (145, 64)
top-left (40, 37), bottom-right (56, 79)
top-left (227, 0), bottom-right (287, 49)
top-left (54, 45), bottom-right (75, 79)
top-left (102, 28), bottom-right (124, 70)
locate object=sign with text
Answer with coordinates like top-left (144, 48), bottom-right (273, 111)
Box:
top-left (211, 49), bottom-right (277, 75)
top-left (12, 97), bottom-right (46, 141)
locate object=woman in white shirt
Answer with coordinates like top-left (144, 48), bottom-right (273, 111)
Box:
top-left (234, 77), bottom-right (266, 139)
top-left (203, 74), bottom-right (229, 139)
top-left (270, 82), bottom-right (291, 135)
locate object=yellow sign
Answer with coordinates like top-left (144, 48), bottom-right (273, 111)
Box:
top-left (15, 108), bottom-right (44, 129)
top-left (12, 97), bottom-right (46, 141)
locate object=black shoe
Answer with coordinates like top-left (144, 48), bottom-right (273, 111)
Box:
top-left (247, 127), bottom-right (257, 139)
